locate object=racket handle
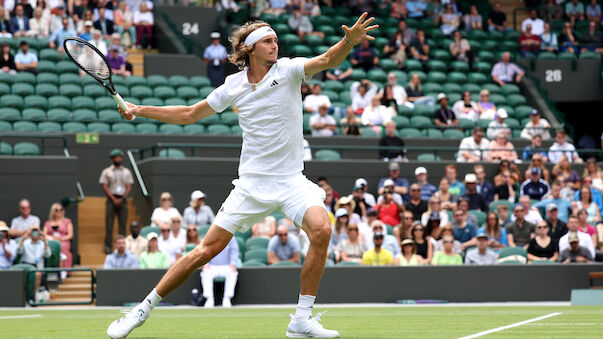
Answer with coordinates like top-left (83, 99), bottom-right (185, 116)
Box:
top-left (112, 93), bottom-right (136, 120)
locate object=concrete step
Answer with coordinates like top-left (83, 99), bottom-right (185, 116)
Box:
top-left (58, 283), bottom-right (91, 292)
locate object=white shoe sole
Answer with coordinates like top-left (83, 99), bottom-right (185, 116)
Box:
top-left (286, 331), bottom-right (340, 338)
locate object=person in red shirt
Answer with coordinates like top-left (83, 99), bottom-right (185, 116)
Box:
top-left (374, 188), bottom-right (404, 226)
top-left (519, 24), bottom-right (541, 58)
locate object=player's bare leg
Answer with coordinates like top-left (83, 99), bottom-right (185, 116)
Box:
top-left (107, 226), bottom-right (233, 339)
top-left (286, 206), bottom-right (339, 338)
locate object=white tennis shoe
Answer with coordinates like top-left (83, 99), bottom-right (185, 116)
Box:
top-left (286, 311), bottom-right (340, 338)
top-left (107, 304), bottom-right (149, 339)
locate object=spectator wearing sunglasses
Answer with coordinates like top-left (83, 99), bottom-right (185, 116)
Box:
top-left (410, 222), bottom-right (433, 264)
top-left (336, 224), bottom-right (366, 264)
top-left (506, 204), bottom-right (536, 249)
top-left (157, 223), bottom-right (183, 266)
top-left (527, 221), bottom-right (558, 262)
top-left (432, 235), bottom-right (463, 265)
top-left (43, 202), bottom-right (73, 268)
top-left (405, 184), bottom-right (428, 221)
top-left (151, 192), bottom-right (182, 229)
top-left (395, 238), bottom-right (425, 266)
top-left (362, 231), bottom-right (393, 266)
top-left (465, 233), bottom-right (497, 265)
top-left (267, 225), bottom-right (301, 265)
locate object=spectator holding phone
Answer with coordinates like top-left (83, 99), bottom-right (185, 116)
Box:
top-left (0, 222), bottom-right (18, 269)
top-left (17, 226), bottom-right (51, 269)
top-left (43, 202), bottom-right (73, 269)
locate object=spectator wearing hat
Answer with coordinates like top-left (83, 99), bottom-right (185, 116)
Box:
top-left (332, 208), bottom-right (350, 247)
top-left (104, 235), bottom-right (139, 268)
top-left (506, 203), bottom-right (536, 248)
top-left (549, 129), bottom-right (580, 164)
top-left (520, 167), bottom-right (551, 201)
top-left (444, 164), bottom-right (465, 196)
top-left (432, 234), bottom-right (463, 265)
top-left (10, 199), bottom-right (40, 241)
top-left (405, 183), bottom-right (428, 221)
top-left (559, 231), bottom-right (592, 263)
top-left (107, 45), bottom-right (131, 78)
top-left (0, 222), bottom-right (17, 269)
top-left (349, 185), bottom-right (369, 219)
top-left (10, 4), bottom-right (29, 37)
top-left (268, 225), bottom-right (301, 265)
top-left (14, 40), bottom-right (37, 73)
top-left (452, 91), bottom-right (479, 122)
top-left (100, 149), bottom-right (134, 254)
top-left (415, 166), bottom-right (437, 201)
top-left (520, 109), bottom-right (551, 141)
top-left (522, 135), bottom-right (548, 162)
top-left (368, 220), bottom-right (401, 257)
top-left (491, 52), bottom-right (525, 86)
top-left (543, 202), bottom-right (568, 243)
top-left (377, 179), bottom-right (404, 205)
top-left (465, 233), bottom-right (498, 265)
top-left (559, 214), bottom-right (595, 258)
top-left (379, 121), bottom-right (407, 162)
top-left (457, 127), bottom-right (490, 162)
top-left (350, 178), bottom-right (376, 207)
top-left (395, 238), bottom-right (425, 266)
top-left (527, 221), bottom-right (559, 262)
top-left (303, 84), bottom-right (332, 114)
top-left (79, 20), bottom-right (94, 40)
top-left (487, 131), bottom-right (518, 162)
top-left (336, 223), bottom-right (366, 264)
top-left (200, 236), bottom-right (239, 307)
top-left (479, 211), bottom-right (509, 252)
top-left (362, 231), bottom-right (394, 266)
top-left (461, 174), bottom-right (488, 212)
top-left (125, 221), bottom-right (147, 258)
top-left (534, 182), bottom-right (571, 223)
top-left (377, 162), bottom-right (409, 198)
top-left (487, 109), bottom-right (510, 140)
top-left (433, 224), bottom-right (462, 254)
top-left (309, 104), bottom-right (337, 137)
top-left (451, 208), bottom-right (478, 250)
top-left (335, 196), bottom-right (361, 225)
top-left (203, 32), bottom-right (228, 87)
top-left (433, 93), bottom-right (459, 127)
top-left (139, 232), bottom-right (169, 269)
top-left (183, 190), bottom-right (215, 228)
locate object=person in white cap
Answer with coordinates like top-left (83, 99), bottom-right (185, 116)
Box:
top-left (415, 166), bottom-right (437, 201)
top-left (139, 232), bottom-right (169, 269)
top-left (111, 12), bottom-right (378, 339)
top-left (349, 178), bottom-right (376, 207)
top-left (0, 222), bottom-right (18, 269)
top-left (487, 108), bottom-right (510, 140)
top-left (204, 32), bottom-right (228, 86)
top-left (182, 190), bottom-right (215, 228)
top-left (376, 178), bottom-right (404, 205)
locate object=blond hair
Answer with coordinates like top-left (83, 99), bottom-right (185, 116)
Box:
top-left (48, 202), bottom-right (63, 222)
top-left (228, 21), bottom-right (270, 70)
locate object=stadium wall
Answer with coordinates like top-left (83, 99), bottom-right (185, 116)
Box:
top-left (93, 264), bottom-right (603, 306)
top-left (0, 270), bottom-right (25, 307)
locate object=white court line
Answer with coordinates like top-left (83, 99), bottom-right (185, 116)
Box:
top-left (0, 314), bottom-right (43, 320)
top-left (458, 312), bottom-right (562, 339)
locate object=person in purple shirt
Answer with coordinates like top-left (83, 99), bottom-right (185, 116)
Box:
top-left (106, 45), bottom-right (131, 77)
top-left (200, 236), bottom-right (239, 307)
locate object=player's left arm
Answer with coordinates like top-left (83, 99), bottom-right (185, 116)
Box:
top-left (303, 12), bottom-right (378, 77)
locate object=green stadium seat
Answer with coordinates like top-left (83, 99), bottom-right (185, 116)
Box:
top-left (15, 72), bottom-right (36, 85)
top-left (315, 149), bottom-right (341, 161)
top-left (579, 51), bottom-right (598, 59)
top-left (379, 59), bottom-right (398, 72)
top-left (114, 85), bottom-right (129, 96)
top-left (514, 105), bottom-right (533, 119)
top-left (242, 260), bottom-right (266, 267)
top-left (1, 94), bottom-right (24, 109)
top-left (190, 76), bottom-right (211, 88)
top-left (56, 60), bottom-right (79, 73)
top-left (507, 94), bottom-right (527, 107)
top-left (154, 86), bottom-right (176, 99)
top-left (246, 237), bottom-right (269, 250)
top-left (199, 114), bottom-right (221, 125)
top-left (80, 75), bottom-right (99, 86)
top-left (467, 72), bottom-right (487, 84)
top-left (87, 122), bottom-right (110, 132)
top-left (281, 34), bottom-right (301, 50)
top-left (165, 97), bottom-right (187, 106)
top-left (207, 124), bottom-right (230, 135)
top-left (558, 51), bottom-right (576, 60)
top-left (83, 84), bottom-right (106, 98)
top-left (450, 60), bottom-right (470, 73)
top-left (59, 84), bottom-right (82, 98)
top-left (23, 95), bottom-right (48, 110)
top-left (141, 97), bottom-right (164, 106)
top-left (13, 142), bottom-right (40, 155)
top-left (259, 13), bottom-right (277, 24)
top-left (59, 73), bottom-right (80, 85)
top-left (397, 105), bottom-right (412, 117)
top-left (39, 48), bottom-right (60, 62)
top-left (321, 90), bottom-right (339, 102)
top-left (447, 72), bottom-right (467, 84)
top-left (48, 96), bottom-right (71, 109)
top-left (490, 94), bottom-right (506, 106)
top-left (62, 121), bottom-right (87, 133)
top-left (477, 51), bottom-right (494, 63)
top-left (468, 210), bottom-right (486, 226)
top-left (443, 129), bottom-right (465, 139)
top-left (159, 148), bottom-right (186, 158)
top-left (489, 200), bottom-right (513, 217)
top-left (199, 86), bottom-right (215, 98)
top-left (271, 261), bottom-right (300, 267)
top-left (469, 30), bottom-right (487, 41)
top-left (498, 247), bottom-right (527, 261)
top-left (405, 59), bottom-right (423, 72)
top-left (130, 85), bottom-right (153, 99)
top-left (112, 122), bottom-right (136, 134)
top-left (21, 108), bottom-right (46, 121)
top-left (37, 60), bottom-right (56, 73)
top-left (12, 83), bottom-right (35, 96)
top-left (374, 37), bottom-right (389, 51)
top-left (0, 120), bottom-right (12, 132)
top-left (410, 116), bottom-right (432, 128)
top-left (126, 76), bottom-right (147, 87)
top-left (0, 83), bottom-right (9, 96)
top-left (303, 35), bottom-right (324, 47)
top-left (0, 72), bottom-right (13, 85)
top-left (431, 49), bottom-right (450, 62)
top-left (505, 118), bottom-right (520, 129)
top-left (220, 112), bottom-right (238, 126)
top-left (71, 96), bottom-right (94, 110)
top-left (443, 82), bottom-right (462, 94)
top-left (427, 60), bottom-right (446, 72)
top-left (47, 108), bottom-right (71, 121)
top-left (424, 128), bottom-right (443, 138)
top-left (391, 115), bottom-right (409, 128)
top-left (477, 119), bottom-right (491, 129)
top-left (390, 70), bottom-right (407, 84)
top-left (360, 127), bottom-right (378, 137)
top-left (244, 249), bottom-right (267, 264)
top-left (98, 109), bottom-right (122, 122)
top-left (0, 107), bottom-right (20, 121)
top-left (417, 153), bottom-right (441, 161)
top-left (537, 52), bottom-right (556, 60)
top-left (473, 61), bottom-right (492, 74)
top-left (168, 75), bottom-right (189, 88)
top-left (423, 82), bottom-right (443, 93)
top-left (159, 124), bottom-right (184, 134)
top-left (350, 68), bottom-right (366, 81)
top-left (38, 121), bottom-right (62, 133)
top-left (501, 84), bottom-right (520, 95)
top-left (72, 109), bottom-right (96, 122)
top-left (95, 97), bottom-right (117, 110)
top-left (135, 123), bottom-right (157, 134)
top-left (272, 23), bottom-right (291, 36)
top-left (230, 125), bottom-right (243, 135)
top-left (36, 83), bottom-right (59, 97)
top-left (177, 86), bottom-right (199, 100)
top-left (322, 80), bottom-right (344, 92)
top-left (412, 104), bottom-right (433, 117)
top-left (140, 226), bottom-right (159, 238)
top-left (36, 72), bottom-right (58, 85)
top-left (427, 71), bottom-right (447, 84)
top-left (291, 44), bottom-right (312, 57)
top-left (0, 141), bottom-right (12, 155)
top-left (183, 124), bottom-right (205, 135)
top-left (482, 83), bottom-right (502, 96)
top-left (146, 75), bottom-right (168, 88)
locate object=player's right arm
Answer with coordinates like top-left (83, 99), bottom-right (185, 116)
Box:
top-left (119, 99), bottom-right (216, 125)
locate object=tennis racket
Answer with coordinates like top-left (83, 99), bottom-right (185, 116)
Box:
top-left (63, 37), bottom-right (135, 119)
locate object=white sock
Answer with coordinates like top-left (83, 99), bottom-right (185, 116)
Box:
top-left (294, 294), bottom-right (315, 320)
top-left (141, 288), bottom-right (162, 311)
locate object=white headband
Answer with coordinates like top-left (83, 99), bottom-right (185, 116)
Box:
top-left (244, 26), bottom-right (277, 46)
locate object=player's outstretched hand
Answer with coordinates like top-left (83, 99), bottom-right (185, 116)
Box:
top-left (342, 12), bottom-right (379, 45)
top-left (118, 102), bottom-right (138, 121)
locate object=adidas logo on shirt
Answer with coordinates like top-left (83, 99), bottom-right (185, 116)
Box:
top-left (270, 80), bottom-right (279, 87)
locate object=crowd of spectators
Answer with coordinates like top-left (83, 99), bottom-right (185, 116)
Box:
top-left (0, 0), bottom-right (155, 76)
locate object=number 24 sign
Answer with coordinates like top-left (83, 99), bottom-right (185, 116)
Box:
top-left (182, 22), bottom-right (199, 36)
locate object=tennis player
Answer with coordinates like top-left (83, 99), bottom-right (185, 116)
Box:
top-left (107, 13), bottom-right (377, 339)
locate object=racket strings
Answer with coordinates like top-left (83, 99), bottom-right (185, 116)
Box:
top-left (64, 40), bottom-right (111, 79)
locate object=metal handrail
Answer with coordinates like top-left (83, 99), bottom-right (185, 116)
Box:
top-left (127, 149), bottom-right (150, 198)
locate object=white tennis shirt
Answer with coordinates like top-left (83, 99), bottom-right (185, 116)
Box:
top-left (207, 57), bottom-right (309, 176)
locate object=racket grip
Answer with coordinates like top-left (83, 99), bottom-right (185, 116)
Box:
top-left (113, 93), bottom-right (136, 120)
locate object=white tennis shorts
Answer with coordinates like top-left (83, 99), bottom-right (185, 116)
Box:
top-left (213, 173), bottom-right (326, 234)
